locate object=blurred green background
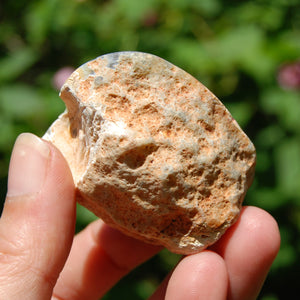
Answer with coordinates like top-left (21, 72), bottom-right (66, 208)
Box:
top-left (1, 0), bottom-right (300, 299)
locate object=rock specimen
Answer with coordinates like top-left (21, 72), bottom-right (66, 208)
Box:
top-left (44, 52), bottom-right (256, 254)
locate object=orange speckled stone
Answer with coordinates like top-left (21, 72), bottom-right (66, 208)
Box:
top-left (44, 52), bottom-right (256, 254)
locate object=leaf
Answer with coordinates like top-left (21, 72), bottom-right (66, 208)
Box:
top-left (255, 125), bottom-right (285, 149)
top-left (233, 2), bottom-right (284, 30)
top-left (170, 38), bottom-right (214, 74)
top-left (274, 138), bottom-right (300, 196)
top-left (76, 203), bottom-right (97, 231)
top-left (136, 280), bottom-right (157, 299)
top-left (226, 101), bottom-right (254, 128)
top-left (191, 0), bottom-right (221, 16)
top-left (212, 25), bottom-right (275, 81)
top-left (0, 84), bottom-right (43, 119)
top-left (250, 188), bottom-right (286, 210)
top-left (271, 227), bottom-right (297, 269)
top-left (260, 295), bottom-right (279, 300)
top-left (0, 47), bottom-right (38, 83)
top-left (25, 0), bottom-right (59, 46)
top-left (260, 87), bottom-right (300, 132)
top-left (0, 116), bottom-right (15, 149)
top-left (115, 0), bottom-right (159, 24)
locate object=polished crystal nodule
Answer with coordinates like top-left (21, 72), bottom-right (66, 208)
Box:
top-left (44, 52), bottom-right (256, 254)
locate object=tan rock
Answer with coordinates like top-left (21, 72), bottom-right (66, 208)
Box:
top-left (44, 52), bottom-right (256, 254)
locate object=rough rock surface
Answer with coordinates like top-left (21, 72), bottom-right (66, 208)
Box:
top-left (44, 51), bottom-right (256, 254)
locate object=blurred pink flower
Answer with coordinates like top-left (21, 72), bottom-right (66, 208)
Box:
top-left (52, 66), bottom-right (75, 90)
top-left (277, 61), bottom-right (300, 90)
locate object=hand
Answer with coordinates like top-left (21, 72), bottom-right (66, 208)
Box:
top-left (0, 133), bottom-right (280, 300)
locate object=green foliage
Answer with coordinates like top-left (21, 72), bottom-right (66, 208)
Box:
top-left (1, 0), bottom-right (300, 298)
top-left (0, 47), bottom-right (38, 82)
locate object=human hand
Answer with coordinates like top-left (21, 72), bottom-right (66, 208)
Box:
top-left (0, 133), bottom-right (280, 300)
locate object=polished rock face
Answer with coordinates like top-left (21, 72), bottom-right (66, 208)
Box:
top-left (44, 52), bottom-right (256, 254)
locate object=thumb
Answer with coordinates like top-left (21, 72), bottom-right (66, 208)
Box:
top-left (0, 133), bottom-right (76, 300)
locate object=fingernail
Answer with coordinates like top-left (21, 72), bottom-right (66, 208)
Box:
top-left (7, 133), bottom-right (50, 197)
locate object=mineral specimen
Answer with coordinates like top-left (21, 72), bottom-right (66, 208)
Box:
top-left (44, 52), bottom-right (256, 254)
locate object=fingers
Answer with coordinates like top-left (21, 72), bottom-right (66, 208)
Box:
top-left (210, 206), bottom-right (281, 300)
top-left (0, 133), bottom-right (76, 299)
top-left (150, 251), bottom-right (228, 300)
top-left (61, 207), bottom-right (278, 300)
top-left (151, 206), bottom-right (280, 300)
top-left (52, 219), bottom-right (161, 300)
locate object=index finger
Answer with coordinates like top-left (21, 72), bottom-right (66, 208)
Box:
top-left (52, 219), bottom-right (161, 300)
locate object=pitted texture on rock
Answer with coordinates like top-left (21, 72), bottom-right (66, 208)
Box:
top-left (44, 52), bottom-right (256, 254)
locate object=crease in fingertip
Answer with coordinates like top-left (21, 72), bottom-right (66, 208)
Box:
top-left (6, 133), bottom-right (51, 198)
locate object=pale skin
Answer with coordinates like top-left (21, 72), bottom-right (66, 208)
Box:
top-left (0, 133), bottom-right (280, 300)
